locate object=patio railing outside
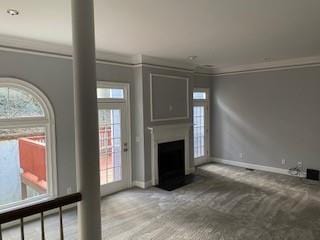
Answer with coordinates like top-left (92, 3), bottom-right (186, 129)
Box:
top-left (19, 136), bottom-right (47, 199)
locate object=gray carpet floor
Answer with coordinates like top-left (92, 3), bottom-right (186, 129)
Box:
top-left (3, 163), bottom-right (320, 240)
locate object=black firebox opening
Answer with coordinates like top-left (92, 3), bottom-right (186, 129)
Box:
top-left (157, 140), bottom-right (193, 191)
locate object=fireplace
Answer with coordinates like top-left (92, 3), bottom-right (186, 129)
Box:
top-left (157, 140), bottom-right (194, 190)
top-left (158, 140), bottom-right (185, 185)
top-left (148, 123), bottom-right (193, 189)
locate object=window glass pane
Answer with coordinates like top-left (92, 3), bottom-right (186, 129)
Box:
top-left (193, 106), bottom-right (205, 158)
top-left (98, 109), bottom-right (122, 185)
top-left (97, 88), bottom-right (124, 99)
top-left (193, 91), bottom-right (207, 100)
top-left (0, 87), bottom-right (45, 119)
top-left (0, 127), bottom-right (47, 209)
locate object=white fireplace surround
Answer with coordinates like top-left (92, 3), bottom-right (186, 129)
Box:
top-left (148, 123), bottom-right (192, 186)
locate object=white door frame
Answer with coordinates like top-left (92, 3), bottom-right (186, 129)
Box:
top-left (97, 81), bottom-right (132, 196)
top-left (193, 88), bottom-right (210, 166)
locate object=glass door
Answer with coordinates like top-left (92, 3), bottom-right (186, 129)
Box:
top-left (193, 89), bottom-right (209, 165)
top-left (97, 84), bottom-right (130, 196)
top-left (98, 103), bottom-right (129, 195)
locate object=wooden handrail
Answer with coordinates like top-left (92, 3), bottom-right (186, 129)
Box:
top-left (0, 192), bottom-right (81, 225)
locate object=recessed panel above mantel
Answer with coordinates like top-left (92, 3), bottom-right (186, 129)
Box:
top-left (150, 74), bottom-right (189, 122)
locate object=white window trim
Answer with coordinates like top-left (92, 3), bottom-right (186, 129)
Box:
top-left (193, 88), bottom-right (210, 164)
top-left (0, 78), bottom-right (57, 211)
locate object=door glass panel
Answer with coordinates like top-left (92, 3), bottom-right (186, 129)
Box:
top-left (98, 109), bottom-right (122, 185)
top-left (97, 88), bottom-right (124, 99)
top-left (193, 106), bottom-right (205, 158)
top-left (193, 91), bottom-right (207, 100)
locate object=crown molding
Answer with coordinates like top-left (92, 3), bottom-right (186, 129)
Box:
top-left (194, 66), bottom-right (215, 75)
top-left (140, 55), bottom-right (195, 71)
top-left (1, 34), bottom-right (320, 76)
top-left (0, 34), bottom-right (137, 66)
top-left (0, 34), bottom-right (72, 57)
top-left (214, 56), bottom-right (320, 76)
top-left (0, 34), bottom-right (213, 73)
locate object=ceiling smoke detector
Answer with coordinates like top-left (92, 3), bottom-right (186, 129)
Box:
top-left (7, 9), bottom-right (19, 16)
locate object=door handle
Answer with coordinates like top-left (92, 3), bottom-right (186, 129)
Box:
top-left (123, 143), bottom-right (128, 152)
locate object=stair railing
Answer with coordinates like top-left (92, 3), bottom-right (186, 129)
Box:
top-left (0, 192), bottom-right (81, 240)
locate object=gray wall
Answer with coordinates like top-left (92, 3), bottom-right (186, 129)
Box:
top-left (193, 74), bottom-right (212, 89)
top-left (131, 66), bottom-right (145, 182)
top-left (0, 50), bottom-right (75, 195)
top-left (0, 50), bottom-right (135, 195)
top-left (0, 49), bottom-right (214, 193)
top-left (212, 66), bottom-right (320, 170)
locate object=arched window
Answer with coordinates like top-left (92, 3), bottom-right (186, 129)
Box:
top-left (0, 78), bottom-right (56, 210)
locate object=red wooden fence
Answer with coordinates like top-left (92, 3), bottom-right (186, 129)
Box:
top-left (18, 136), bottom-right (47, 198)
top-left (18, 128), bottom-right (114, 196)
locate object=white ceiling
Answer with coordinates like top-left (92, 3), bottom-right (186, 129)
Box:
top-left (1, 0), bottom-right (320, 68)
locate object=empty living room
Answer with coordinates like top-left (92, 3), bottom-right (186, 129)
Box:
top-left (0, 0), bottom-right (320, 239)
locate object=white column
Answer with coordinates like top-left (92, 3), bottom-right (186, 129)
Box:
top-left (71, 0), bottom-right (102, 239)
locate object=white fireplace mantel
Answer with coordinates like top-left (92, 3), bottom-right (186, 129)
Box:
top-left (148, 123), bottom-right (192, 186)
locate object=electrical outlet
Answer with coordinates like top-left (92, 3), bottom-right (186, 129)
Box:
top-left (240, 153), bottom-right (244, 160)
top-left (297, 161), bottom-right (303, 169)
top-left (281, 159), bottom-right (286, 165)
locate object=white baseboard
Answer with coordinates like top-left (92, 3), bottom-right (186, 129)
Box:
top-left (133, 180), bottom-right (153, 189)
top-left (195, 158), bottom-right (212, 167)
top-left (188, 167), bottom-right (196, 174)
top-left (211, 157), bottom-right (291, 176)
